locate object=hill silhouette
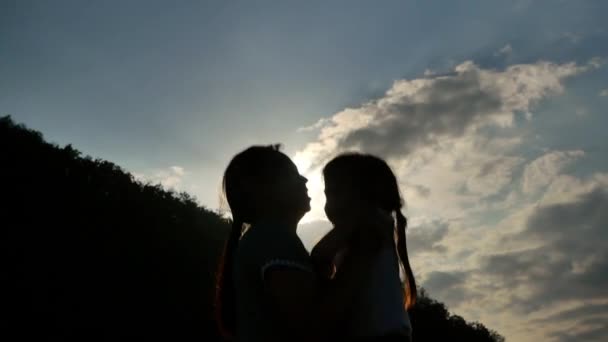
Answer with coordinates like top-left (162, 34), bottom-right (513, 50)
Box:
top-left (1, 115), bottom-right (504, 341)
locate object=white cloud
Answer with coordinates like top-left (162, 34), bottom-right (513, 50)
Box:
top-left (479, 181), bottom-right (608, 341)
top-left (170, 166), bottom-right (185, 177)
top-left (296, 59), bottom-right (592, 170)
top-left (423, 68), bottom-right (436, 76)
top-left (133, 165), bottom-right (186, 190)
top-left (494, 44), bottom-right (513, 56)
top-left (600, 89), bottom-right (608, 97)
top-left (522, 150), bottom-right (585, 194)
top-left (296, 59), bottom-right (594, 223)
top-left (411, 172), bottom-right (608, 342)
top-left (292, 58), bottom-right (605, 342)
top-left (297, 220), bottom-right (332, 251)
top-left (296, 117), bottom-right (331, 132)
top-left (540, 172), bottom-right (608, 206)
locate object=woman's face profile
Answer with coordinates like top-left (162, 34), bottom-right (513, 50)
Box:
top-left (271, 153), bottom-right (310, 219)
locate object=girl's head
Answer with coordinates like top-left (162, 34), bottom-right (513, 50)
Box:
top-left (215, 144), bottom-right (309, 338)
top-left (322, 153), bottom-right (417, 309)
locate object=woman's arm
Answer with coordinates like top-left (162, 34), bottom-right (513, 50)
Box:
top-left (262, 208), bottom-right (395, 341)
top-left (264, 246), bottom-right (376, 341)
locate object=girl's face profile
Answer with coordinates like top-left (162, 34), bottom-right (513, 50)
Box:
top-left (323, 179), bottom-right (356, 226)
top-left (324, 176), bottom-right (381, 229)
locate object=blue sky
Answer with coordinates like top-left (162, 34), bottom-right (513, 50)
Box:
top-left (2, 1), bottom-right (608, 341)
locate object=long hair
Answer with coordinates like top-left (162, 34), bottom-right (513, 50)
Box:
top-left (214, 144), bottom-right (284, 339)
top-left (323, 153), bottom-right (417, 310)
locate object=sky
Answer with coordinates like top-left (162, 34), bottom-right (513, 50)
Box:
top-left (2, 1), bottom-right (608, 340)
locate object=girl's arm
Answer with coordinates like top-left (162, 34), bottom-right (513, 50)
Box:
top-left (310, 228), bottom-right (350, 279)
top-left (264, 248), bottom-right (375, 342)
top-left (311, 206), bottom-right (394, 278)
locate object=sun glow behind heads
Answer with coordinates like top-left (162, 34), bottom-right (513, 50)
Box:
top-left (292, 153), bottom-right (327, 224)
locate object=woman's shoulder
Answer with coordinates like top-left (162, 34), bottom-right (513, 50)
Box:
top-left (239, 223), bottom-right (299, 250)
top-left (236, 223), bottom-right (311, 269)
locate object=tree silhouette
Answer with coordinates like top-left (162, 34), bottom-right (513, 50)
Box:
top-left (0, 115), bottom-right (503, 341)
top-left (409, 288), bottom-right (505, 342)
top-left (1, 116), bottom-right (228, 341)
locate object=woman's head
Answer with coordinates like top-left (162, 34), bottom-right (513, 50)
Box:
top-left (223, 144), bottom-right (310, 225)
top-left (322, 153), bottom-right (417, 309)
top-left (216, 144), bottom-right (310, 338)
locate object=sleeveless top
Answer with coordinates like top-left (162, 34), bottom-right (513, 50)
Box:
top-left (347, 243), bottom-right (413, 341)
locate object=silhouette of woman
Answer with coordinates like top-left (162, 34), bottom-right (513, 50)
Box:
top-left (215, 145), bottom-right (379, 342)
top-left (312, 153), bottom-right (417, 342)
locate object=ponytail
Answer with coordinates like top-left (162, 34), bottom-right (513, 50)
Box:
top-left (396, 211), bottom-right (417, 310)
top-left (216, 144), bottom-right (285, 339)
top-left (214, 218), bottom-right (243, 339)
top-left (323, 153), bottom-right (417, 310)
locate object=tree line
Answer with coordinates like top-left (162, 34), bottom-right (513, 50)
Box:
top-left (0, 116), bottom-right (504, 341)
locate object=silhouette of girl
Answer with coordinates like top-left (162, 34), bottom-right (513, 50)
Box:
top-left (215, 145), bottom-right (379, 342)
top-left (312, 153), bottom-right (417, 341)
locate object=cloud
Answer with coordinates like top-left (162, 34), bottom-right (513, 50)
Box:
top-left (522, 150), bottom-right (585, 194)
top-left (600, 89), bottom-right (608, 97)
top-left (409, 183), bottom-right (431, 198)
top-left (170, 166), bottom-right (185, 177)
top-left (298, 218), bottom-right (450, 255)
top-left (532, 303), bottom-right (608, 325)
top-left (297, 117), bottom-right (331, 132)
top-left (423, 69), bottom-right (437, 77)
top-left (550, 323), bottom-right (608, 342)
top-left (292, 58), bottom-right (605, 341)
top-left (294, 59), bottom-right (598, 224)
top-left (494, 44), bottom-right (513, 56)
top-left (462, 154), bottom-right (524, 197)
top-left (297, 219), bottom-right (332, 252)
top-left (480, 185), bottom-right (608, 337)
top-left (133, 165), bottom-right (186, 190)
top-left (422, 270), bottom-right (473, 306)
top-left (539, 173), bottom-right (608, 207)
top-left (296, 60), bottom-right (594, 169)
top-left (407, 221), bottom-right (449, 255)
top-left (403, 172), bottom-right (608, 341)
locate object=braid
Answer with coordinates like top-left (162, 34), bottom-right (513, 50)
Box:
top-left (214, 218), bottom-right (243, 339)
top-left (396, 211), bottom-right (417, 310)
top-left (215, 144), bottom-right (285, 339)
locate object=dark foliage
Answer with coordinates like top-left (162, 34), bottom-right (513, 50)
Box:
top-left (0, 116), bottom-right (504, 341)
top-left (1, 116), bottom-right (229, 341)
top-left (409, 288), bottom-right (505, 342)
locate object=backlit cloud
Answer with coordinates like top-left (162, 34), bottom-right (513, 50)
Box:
top-left (294, 58), bottom-right (607, 342)
top-left (296, 60), bottom-right (596, 168)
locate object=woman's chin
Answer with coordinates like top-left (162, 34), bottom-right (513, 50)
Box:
top-left (301, 203), bottom-right (311, 214)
